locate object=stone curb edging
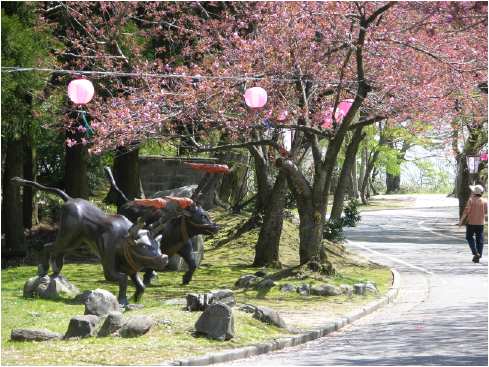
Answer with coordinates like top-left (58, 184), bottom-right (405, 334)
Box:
top-left (167, 268), bottom-right (401, 366)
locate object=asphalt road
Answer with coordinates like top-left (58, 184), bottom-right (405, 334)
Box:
top-left (228, 195), bottom-right (488, 366)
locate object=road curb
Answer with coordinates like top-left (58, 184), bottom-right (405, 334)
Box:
top-left (168, 268), bottom-right (401, 366)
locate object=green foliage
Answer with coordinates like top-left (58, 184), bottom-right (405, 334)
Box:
top-left (323, 218), bottom-right (345, 242)
top-left (343, 199), bottom-right (361, 227)
top-left (1, 4), bottom-right (60, 139)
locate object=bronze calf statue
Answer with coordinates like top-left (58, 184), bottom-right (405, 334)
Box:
top-left (11, 177), bottom-right (169, 306)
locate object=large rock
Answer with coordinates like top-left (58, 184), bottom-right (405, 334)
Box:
top-left (64, 315), bottom-right (101, 339)
top-left (195, 302), bottom-right (234, 341)
top-left (23, 275), bottom-right (80, 299)
top-left (253, 306), bottom-right (287, 329)
top-left (310, 284), bottom-right (342, 296)
top-left (11, 328), bottom-right (62, 342)
top-left (239, 304), bottom-right (257, 314)
top-left (119, 316), bottom-right (154, 338)
top-left (97, 312), bottom-right (124, 337)
top-left (84, 289), bottom-right (120, 317)
top-left (365, 281), bottom-right (378, 293)
top-left (235, 275), bottom-right (259, 288)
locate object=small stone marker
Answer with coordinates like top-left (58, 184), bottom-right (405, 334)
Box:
top-left (119, 315), bottom-right (155, 338)
top-left (238, 304), bottom-right (257, 314)
top-left (11, 328), bottom-right (62, 342)
top-left (253, 306), bottom-right (287, 329)
top-left (65, 315), bottom-right (101, 339)
top-left (97, 312), bottom-right (124, 337)
top-left (195, 302), bottom-right (235, 341)
top-left (84, 289), bottom-right (119, 317)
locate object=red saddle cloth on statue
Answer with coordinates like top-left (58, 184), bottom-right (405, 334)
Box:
top-left (133, 196), bottom-right (193, 209)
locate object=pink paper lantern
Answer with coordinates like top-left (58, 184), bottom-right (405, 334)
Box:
top-left (68, 79), bottom-right (95, 105)
top-left (244, 87), bottom-right (267, 108)
top-left (481, 152), bottom-right (488, 161)
top-left (337, 99), bottom-right (354, 119)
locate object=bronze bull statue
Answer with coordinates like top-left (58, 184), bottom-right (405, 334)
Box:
top-left (11, 177), bottom-right (168, 306)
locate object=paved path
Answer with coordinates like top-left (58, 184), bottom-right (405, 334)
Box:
top-left (229, 195), bottom-right (488, 366)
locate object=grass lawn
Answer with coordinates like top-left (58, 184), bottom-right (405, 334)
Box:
top-left (2, 209), bottom-right (392, 365)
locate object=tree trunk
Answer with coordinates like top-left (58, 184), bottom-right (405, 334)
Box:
top-left (253, 172), bottom-right (288, 267)
top-left (360, 150), bottom-right (380, 205)
top-left (457, 154), bottom-right (471, 218)
top-left (349, 157), bottom-right (359, 199)
top-left (64, 138), bottom-right (89, 199)
top-left (219, 152), bottom-right (249, 207)
top-left (358, 146), bottom-right (367, 191)
top-left (22, 129), bottom-right (35, 229)
top-left (330, 127), bottom-right (365, 221)
top-left (105, 146), bottom-right (141, 203)
top-left (386, 172), bottom-right (401, 194)
top-left (298, 201), bottom-right (325, 264)
top-left (2, 135), bottom-right (26, 258)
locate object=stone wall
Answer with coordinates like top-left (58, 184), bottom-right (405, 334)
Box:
top-left (139, 156), bottom-right (219, 197)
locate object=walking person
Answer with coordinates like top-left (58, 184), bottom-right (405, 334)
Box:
top-left (459, 185), bottom-right (487, 263)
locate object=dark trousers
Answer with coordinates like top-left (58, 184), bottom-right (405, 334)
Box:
top-left (466, 225), bottom-right (484, 257)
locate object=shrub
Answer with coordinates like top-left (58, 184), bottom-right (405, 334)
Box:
top-left (323, 218), bottom-right (345, 242)
top-left (343, 199), bottom-right (361, 227)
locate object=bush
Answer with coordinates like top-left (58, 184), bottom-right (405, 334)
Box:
top-left (343, 199), bottom-right (361, 227)
top-left (323, 218), bottom-right (345, 242)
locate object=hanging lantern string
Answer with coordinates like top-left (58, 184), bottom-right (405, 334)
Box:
top-left (1, 66), bottom-right (356, 85)
top-left (80, 110), bottom-right (94, 138)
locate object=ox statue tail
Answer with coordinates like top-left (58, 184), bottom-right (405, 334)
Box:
top-left (103, 166), bottom-right (129, 207)
top-left (11, 177), bottom-right (71, 202)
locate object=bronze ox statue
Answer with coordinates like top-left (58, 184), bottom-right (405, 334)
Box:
top-left (11, 177), bottom-right (169, 306)
top-left (104, 167), bottom-right (219, 286)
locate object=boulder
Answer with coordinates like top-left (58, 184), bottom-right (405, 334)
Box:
top-left (235, 275), bottom-right (259, 288)
top-left (65, 315), bottom-right (101, 339)
top-left (23, 275), bottom-right (80, 300)
top-left (195, 302), bottom-right (235, 341)
top-left (353, 283), bottom-right (366, 295)
top-left (254, 270), bottom-right (267, 278)
top-left (253, 306), bottom-right (287, 329)
top-left (255, 279), bottom-right (275, 291)
top-left (97, 312), bottom-right (124, 337)
top-left (11, 328), bottom-right (62, 342)
top-left (310, 284), bottom-right (342, 296)
top-left (340, 284), bottom-right (354, 296)
top-left (119, 316), bottom-right (155, 338)
top-left (296, 283), bottom-right (310, 296)
top-left (279, 284), bottom-right (296, 293)
top-left (84, 289), bottom-right (120, 317)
